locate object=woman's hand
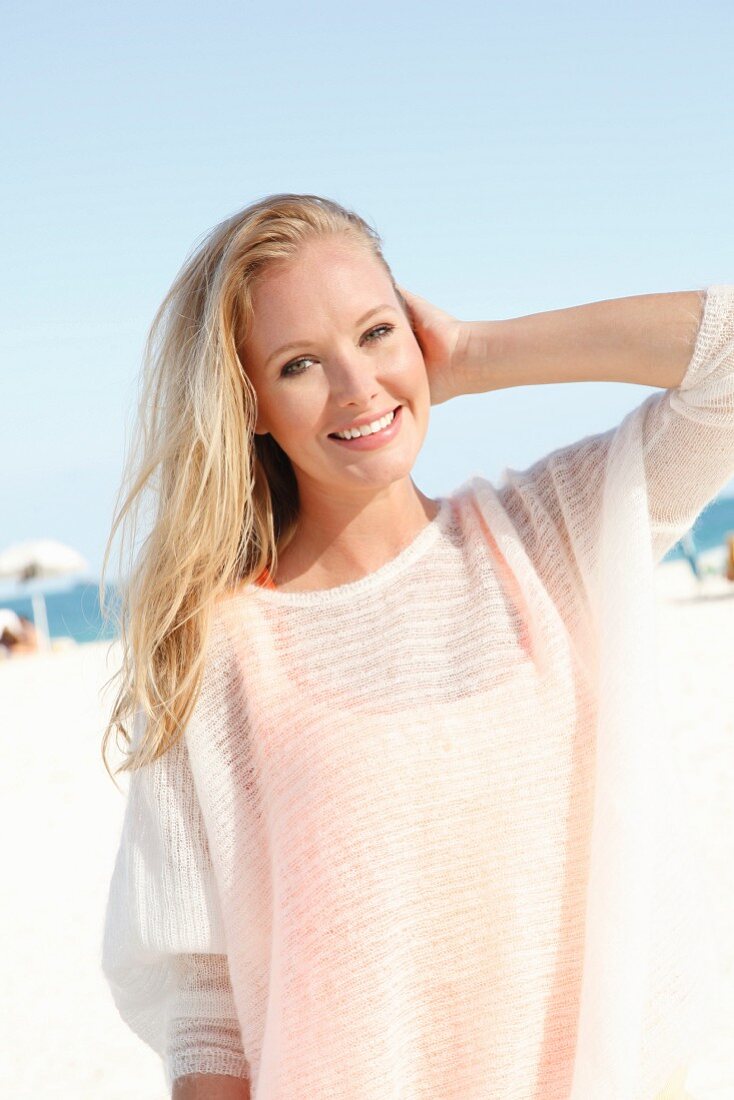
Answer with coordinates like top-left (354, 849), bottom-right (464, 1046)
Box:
top-left (395, 285), bottom-right (468, 406)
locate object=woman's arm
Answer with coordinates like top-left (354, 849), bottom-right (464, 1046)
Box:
top-left (172, 1072), bottom-right (250, 1099)
top-left (101, 715), bottom-right (250, 1091)
top-left (456, 290), bottom-right (704, 393)
top-left (401, 280), bottom-right (734, 603)
top-left (484, 284), bottom-right (734, 570)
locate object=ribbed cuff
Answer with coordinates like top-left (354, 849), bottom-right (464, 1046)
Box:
top-left (168, 1047), bottom-right (250, 1083)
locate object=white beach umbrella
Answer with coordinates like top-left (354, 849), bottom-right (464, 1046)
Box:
top-left (0, 538), bottom-right (90, 651)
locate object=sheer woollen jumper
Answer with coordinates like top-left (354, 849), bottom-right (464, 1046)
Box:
top-left (101, 285), bottom-right (734, 1099)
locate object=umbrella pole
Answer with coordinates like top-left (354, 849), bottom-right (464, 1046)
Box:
top-left (31, 592), bottom-right (52, 652)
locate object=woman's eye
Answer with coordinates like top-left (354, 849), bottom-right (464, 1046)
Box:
top-left (364, 323), bottom-right (394, 343)
top-left (280, 356), bottom-right (315, 378)
top-left (280, 323), bottom-right (394, 378)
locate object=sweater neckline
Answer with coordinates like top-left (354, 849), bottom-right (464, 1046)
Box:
top-left (248, 495), bottom-right (451, 608)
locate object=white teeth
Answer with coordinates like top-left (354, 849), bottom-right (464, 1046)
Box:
top-left (334, 408), bottom-right (396, 440)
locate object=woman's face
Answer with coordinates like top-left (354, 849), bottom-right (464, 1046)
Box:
top-left (242, 236), bottom-right (431, 502)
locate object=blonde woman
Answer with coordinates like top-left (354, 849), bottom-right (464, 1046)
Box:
top-left (100, 193), bottom-right (733, 1100)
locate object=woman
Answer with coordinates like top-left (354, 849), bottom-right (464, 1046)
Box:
top-left (100, 193), bottom-right (733, 1099)
top-left (0, 610), bottom-right (38, 657)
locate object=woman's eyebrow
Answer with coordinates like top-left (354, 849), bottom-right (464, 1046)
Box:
top-left (264, 304), bottom-right (399, 367)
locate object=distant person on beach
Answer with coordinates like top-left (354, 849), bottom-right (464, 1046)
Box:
top-left (726, 533), bottom-right (734, 582)
top-left (0, 610), bottom-right (39, 657)
top-left (0, 608), bottom-right (24, 657)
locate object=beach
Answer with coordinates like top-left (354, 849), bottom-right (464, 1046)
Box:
top-left (1, 562), bottom-right (732, 1099)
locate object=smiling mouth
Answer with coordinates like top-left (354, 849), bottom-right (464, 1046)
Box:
top-left (328, 405), bottom-right (401, 440)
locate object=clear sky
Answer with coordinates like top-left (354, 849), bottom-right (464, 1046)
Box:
top-left (3, 0), bottom-right (733, 585)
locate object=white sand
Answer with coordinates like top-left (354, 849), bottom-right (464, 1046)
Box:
top-left (652, 563), bottom-right (734, 1099)
top-left (0, 564), bottom-right (731, 1099)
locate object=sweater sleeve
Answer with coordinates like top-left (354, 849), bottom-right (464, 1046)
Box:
top-left (497, 284), bottom-right (734, 614)
top-left (100, 708), bottom-right (250, 1092)
top-left (640, 283), bottom-right (734, 562)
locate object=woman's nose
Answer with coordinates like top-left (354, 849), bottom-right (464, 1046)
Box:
top-left (329, 352), bottom-right (380, 406)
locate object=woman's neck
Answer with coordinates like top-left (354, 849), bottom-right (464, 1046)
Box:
top-left (269, 486), bottom-right (440, 592)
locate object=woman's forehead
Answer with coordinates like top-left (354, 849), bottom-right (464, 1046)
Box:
top-left (249, 247), bottom-right (394, 335)
top-left (257, 239), bottom-right (384, 295)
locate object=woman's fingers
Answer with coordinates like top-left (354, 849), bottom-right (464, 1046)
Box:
top-left (393, 284), bottom-right (466, 405)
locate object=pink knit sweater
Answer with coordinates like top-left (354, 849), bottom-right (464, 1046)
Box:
top-left (101, 285), bottom-right (734, 1099)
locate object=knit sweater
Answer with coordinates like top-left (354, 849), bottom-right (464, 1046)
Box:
top-left (100, 285), bottom-right (734, 1100)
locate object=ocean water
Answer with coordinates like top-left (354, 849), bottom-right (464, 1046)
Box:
top-left (0, 580), bottom-right (122, 645)
top-left (678, 494), bottom-right (734, 560)
top-left (2, 496), bottom-right (733, 645)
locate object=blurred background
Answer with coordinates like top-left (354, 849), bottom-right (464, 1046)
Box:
top-left (1, 1), bottom-right (732, 1097)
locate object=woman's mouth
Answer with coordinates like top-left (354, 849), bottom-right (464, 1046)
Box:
top-left (327, 405), bottom-right (403, 451)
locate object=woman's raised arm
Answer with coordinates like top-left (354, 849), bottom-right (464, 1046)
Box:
top-left (403, 283), bottom-right (734, 567)
top-left (454, 288), bottom-right (704, 393)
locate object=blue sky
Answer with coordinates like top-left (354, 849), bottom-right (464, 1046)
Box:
top-left (2, 0), bottom-right (733, 584)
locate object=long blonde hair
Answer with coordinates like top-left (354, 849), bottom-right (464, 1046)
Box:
top-left (100, 193), bottom-right (409, 783)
